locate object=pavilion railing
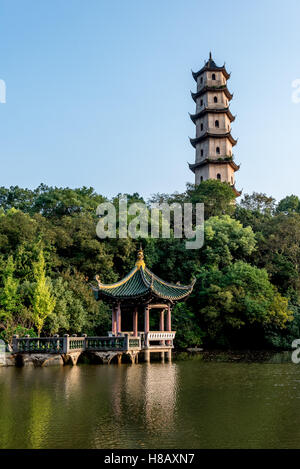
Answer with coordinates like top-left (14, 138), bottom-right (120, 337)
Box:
top-left (144, 331), bottom-right (176, 348)
top-left (85, 336), bottom-right (126, 351)
top-left (12, 336), bottom-right (64, 354)
top-left (12, 332), bottom-right (173, 354)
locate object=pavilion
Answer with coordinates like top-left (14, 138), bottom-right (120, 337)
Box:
top-left (93, 247), bottom-right (195, 361)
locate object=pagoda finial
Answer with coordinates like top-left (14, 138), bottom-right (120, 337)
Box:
top-left (209, 51), bottom-right (212, 61)
top-left (135, 245), bottom-right (145, 269)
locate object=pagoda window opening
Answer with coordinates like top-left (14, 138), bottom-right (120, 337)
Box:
top-left (214, 96), bottom-right (218, 103)
top-left (217, 173), bottom-right (221, 180)
top-left (216, 146), bottom-right (220, 155)
top-left (215, 120), bottom-right (219, 128)
top-left (200, 123), bottom-right (204, 131)
top-left (212, 73), bottom-right (216, 80)
top-left (200, 76), bottom-right (203, 84)
top-left (200, 99), bottom-right (203, 106)
top-left (201, 149), bottom-right (204, 156)
top-left (200, 176), bottom-right (203, 182)
top-left (231, 176), bottom-right (234, 184)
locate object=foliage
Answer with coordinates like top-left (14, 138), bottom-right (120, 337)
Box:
top-left (194, 261), bottom-right (293, 346)
top-left (31, 250), bottom-right (56, 336)
top-left (186, 180), bottom-right (236, 219)
top-left (172, 303), bottom-right (204, 348)
top-left (0, 183), bottom-right (300, 349)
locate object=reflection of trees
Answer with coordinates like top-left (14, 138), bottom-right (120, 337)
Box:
top-left (28, 390), bottom-right (52, 448)
top-left (4, 361), bottom-right (300, 449)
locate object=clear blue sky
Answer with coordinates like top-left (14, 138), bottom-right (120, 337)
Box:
top-left (1, 0), bottom-right (300, 202)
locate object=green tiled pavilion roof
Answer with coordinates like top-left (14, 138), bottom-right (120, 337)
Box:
top-left (94, 248), bottom-right (195, 303)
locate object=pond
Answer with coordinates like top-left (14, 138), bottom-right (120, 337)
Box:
top-left (0, 354), bottom-right (300, 449)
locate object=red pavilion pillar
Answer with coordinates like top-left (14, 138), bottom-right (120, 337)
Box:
top-left (166, 304), bottom-right (171, 331)
top-left (133, 307), bottom-right (138, 336)
top-left (144, 305), bottom-right (149, 334)
top-left (116, 302), bottom-right (122, 334)
top-left (166, 304), bottom-right (172, 347)
top-left (112, 306), bottom-right (117, 335)
top-left (159, 309), bottom-right (165, 331)
top-left (160, 308), bottom-right (165, 346)
top-left (144, 305), bottom-right (150, 358)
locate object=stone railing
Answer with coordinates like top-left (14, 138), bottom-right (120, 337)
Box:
top-left (12, 332), bottom-right (172, 354)
top-left (85, 336), bottom-right (126, 351)
top-left (127, 337), bottom-right (141, 350)
top-left (12, 334), bottom-right (86, 354)
top-left (144, 331), bottom-right (176, 348)
top-left (12, 336), bottom-right (64, 354)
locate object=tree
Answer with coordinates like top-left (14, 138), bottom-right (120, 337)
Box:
top-left (0, 256), bottom-right (20, 329)
top-left (276, 195), bottom-right (300, 215)
top-left (254, 213), bottom-right (300, 293)
top-left (235, 192), bottom-right (276, 234)
top-left (239, 192), bottom-right (276, 214)
top-left (31, 250), bottom-right (56, 336)
top-left (201, 215), bottom-right (256, 268)
top-left (194, 261), bottom-right (293, 346)
top-left (172, 302), bottom-right (204, 348)
top-left (186, 180), bottom-right (236, 219)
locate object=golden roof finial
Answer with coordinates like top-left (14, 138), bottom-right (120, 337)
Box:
top-left (135, 244), bottom-right (145, 269)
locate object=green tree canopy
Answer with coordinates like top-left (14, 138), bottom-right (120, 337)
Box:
top-left (31, 250), bottom-right (56, 336)
top-left (194, 261), bottom-right (292, 346)
top-left (186, 180), bottom-right (236, 219)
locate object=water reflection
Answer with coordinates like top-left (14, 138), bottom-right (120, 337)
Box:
top-left (2, 361), bottom-right (300, 448)
top-left (110, 363), bottom-right (177, 433)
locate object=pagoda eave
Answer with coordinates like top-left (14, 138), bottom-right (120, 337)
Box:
top-left (188, 158), bottom-right (240, 172)
top-left (190, 132), bottom-right (237, 148)
top-left (189, 107), bottom-right (235, 123)
top-left (192, 66), bottom-right (230, 81)
top-left (191, 86), bottom-right (233, 102)
top-left (232, 185), bottom-right (242, 197)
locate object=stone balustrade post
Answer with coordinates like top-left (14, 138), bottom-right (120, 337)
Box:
top-left (53, 334), bottom-right (60, 352)
top-left (63, 334), bottom-right (69, 354)
top-left (12, 335), bottom-right (19, 353)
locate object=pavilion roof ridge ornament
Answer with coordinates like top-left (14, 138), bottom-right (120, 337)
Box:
top-left (135, 245), bottom-right (146, 270)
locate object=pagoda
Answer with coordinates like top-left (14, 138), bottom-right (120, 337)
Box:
top-left (93, 247), bottom-right (195, 361)
top-left (188, 53), bottom-right (241, 196)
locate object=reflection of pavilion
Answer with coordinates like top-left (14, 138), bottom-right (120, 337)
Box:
top-left (94, 247), bottom-right (194, 362)
top-left (111, 363), bottom-right (178, 433)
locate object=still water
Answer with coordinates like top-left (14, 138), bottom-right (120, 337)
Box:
top-left (1, 356), bottom-right (300, 449)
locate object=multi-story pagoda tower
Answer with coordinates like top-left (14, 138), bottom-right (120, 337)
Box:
top-left (188, 53), bottom-right (241, 196)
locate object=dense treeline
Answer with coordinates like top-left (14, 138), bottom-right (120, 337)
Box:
top-left (0, 181), bottom-right (299, 349)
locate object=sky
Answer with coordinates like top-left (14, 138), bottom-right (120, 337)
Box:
top-left (1, 0), bottom-right (300, 202)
